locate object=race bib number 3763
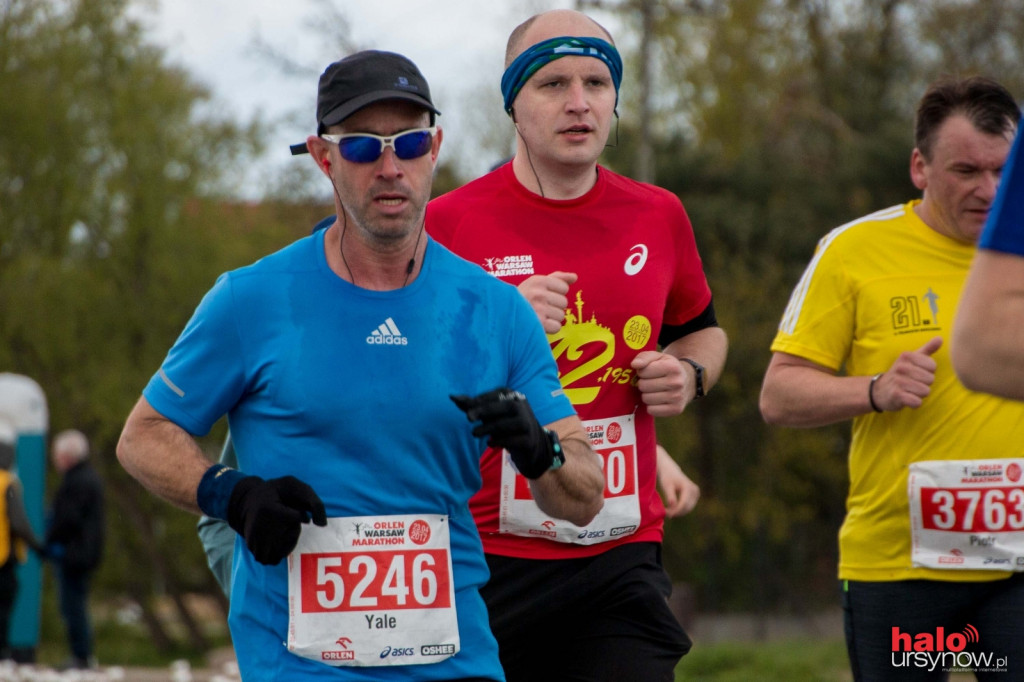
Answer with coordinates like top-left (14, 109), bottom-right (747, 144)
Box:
top-left (287, 514), bottom-right (460, 667)
top-left (909, 459), bottom-right (1024, 571)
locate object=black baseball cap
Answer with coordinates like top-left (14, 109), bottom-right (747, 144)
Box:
top-left (290, 50), bottom-right (440, 155)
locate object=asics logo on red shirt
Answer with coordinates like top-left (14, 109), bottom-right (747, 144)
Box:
top-left (624, 244), bottom-right (649, 275)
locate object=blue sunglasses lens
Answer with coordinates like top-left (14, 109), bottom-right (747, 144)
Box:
top-left (338, 136), bottom-right (383, 163)
top-left (338, 130), bottom-right (433, 163)
top-left (393, 130), bottom-right (433, 159)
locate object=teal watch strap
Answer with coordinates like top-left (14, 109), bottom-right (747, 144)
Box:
top-left (546, 429), bottom-right (565, 471)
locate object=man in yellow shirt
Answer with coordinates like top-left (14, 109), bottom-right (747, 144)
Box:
top-left (760, 77), bottom-right (1023, 680)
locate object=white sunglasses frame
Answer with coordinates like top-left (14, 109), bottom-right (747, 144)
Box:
top-left (319, 126), bottom-right (437, 163)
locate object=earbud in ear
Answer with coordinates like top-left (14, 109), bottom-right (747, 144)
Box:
top-left (322, 160), bottom-right (331, 171)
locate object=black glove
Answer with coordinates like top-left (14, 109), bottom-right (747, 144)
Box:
top-left (226, 475), bottom-right (327, 565)
top-left (450, 388), bottom-right (561, 479)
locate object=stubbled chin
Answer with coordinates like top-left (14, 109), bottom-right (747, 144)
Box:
top-left (962, 221), bottom-right (986, 243)
top-left (552, 143), bottom-right (601, 163)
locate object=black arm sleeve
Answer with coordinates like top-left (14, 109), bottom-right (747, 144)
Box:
top-left (658, 298), bottom-right (719, 347)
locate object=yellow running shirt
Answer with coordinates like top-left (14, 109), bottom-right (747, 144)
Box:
top-left (772, 201), bottom-right (1024, 582)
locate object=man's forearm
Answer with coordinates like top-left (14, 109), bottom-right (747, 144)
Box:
top-left (117, 397), bottom-right (214, 515)
top-left (954, 250), bottom-right (1024, 399)
top-left (528, 420), bottom-right (604, 527)
top-left (663, 326), bottom-right (728, 393)
top-left (760, 357), bottom-right (873, 427)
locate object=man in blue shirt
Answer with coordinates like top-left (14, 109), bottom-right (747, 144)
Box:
top-left (117, 50), bottom-right (604, 682)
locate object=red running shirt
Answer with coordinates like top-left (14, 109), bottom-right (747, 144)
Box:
top-left (428, 163), bottom-right (712, 559)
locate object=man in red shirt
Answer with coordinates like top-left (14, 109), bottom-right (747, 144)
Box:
top-left (428, 9), bottom-right (727, 681)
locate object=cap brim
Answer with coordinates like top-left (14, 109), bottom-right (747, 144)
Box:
top-left (320, 90), bottom-right (440, 130)
top-left (291, 92), bottom-right (441, 156)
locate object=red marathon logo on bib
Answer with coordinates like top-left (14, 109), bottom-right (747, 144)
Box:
top-left (936, 548), bottom-right (965, 565)
top-left (408, 520), bottom-right (431, 545)
top-left (606, 421), bottom-right (622, 444)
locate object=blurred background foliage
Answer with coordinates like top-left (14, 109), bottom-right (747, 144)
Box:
top-left (2, 0), bottom-right (1023, 654)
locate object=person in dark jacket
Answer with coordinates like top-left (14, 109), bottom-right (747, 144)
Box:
top-left (46, 429), bottom-right (104, 670)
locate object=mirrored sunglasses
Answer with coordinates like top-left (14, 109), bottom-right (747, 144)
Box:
top-left (320, 127), bottom-right (436, 164)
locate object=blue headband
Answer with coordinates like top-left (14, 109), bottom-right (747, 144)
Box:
top-left (501, 36), bottom-right (623, 115)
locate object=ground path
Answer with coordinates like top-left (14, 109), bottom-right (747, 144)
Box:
top-left (1, 653), bottom-right (239, 682)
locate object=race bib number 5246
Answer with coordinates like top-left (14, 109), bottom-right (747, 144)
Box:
top-left (299, 549), bottom-right (450, 613)
top-left (287, 514), bottom-right (460, 667)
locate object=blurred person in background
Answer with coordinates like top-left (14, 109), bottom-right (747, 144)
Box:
top-left (46, 429), bottom-right (104, 670)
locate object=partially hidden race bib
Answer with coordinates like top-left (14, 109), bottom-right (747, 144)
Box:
top-left (909, 459), bottom-right (1024, 571)
top-left (287, 514), bottom-right (459, 667)
top-left (498, 414), bottom-right (641, 545)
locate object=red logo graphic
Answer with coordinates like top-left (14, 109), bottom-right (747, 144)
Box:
top-left (891, 626), bottom-right (975, 653)
top-left (336, 637), bottom-right (352, 649)
top-left (541, 520), bottom-right (555, 529)
top-left (606, 422), bottom-right (622, 444)
top-left (408, 520), bottom-right (431, 545)
top-left (1007, 462), bottom-right (1022, 483)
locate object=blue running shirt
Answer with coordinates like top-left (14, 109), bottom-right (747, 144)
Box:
top-left (144, 229), bottom-right (571, 681)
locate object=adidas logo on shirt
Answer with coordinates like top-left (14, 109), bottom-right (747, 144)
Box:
top-left (366, 317), bottom-right (408, 346)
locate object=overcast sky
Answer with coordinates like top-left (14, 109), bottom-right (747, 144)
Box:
top-left (134, 0), bottom-right (601, 193)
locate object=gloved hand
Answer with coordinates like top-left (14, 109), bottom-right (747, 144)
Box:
top-left (451, 388), bottom-right (561, 479)
top-left (226, 475), bottom-right (327, 565)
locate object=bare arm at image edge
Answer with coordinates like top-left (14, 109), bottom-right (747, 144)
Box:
top-left (953, 249), bottom-right (1024, 400)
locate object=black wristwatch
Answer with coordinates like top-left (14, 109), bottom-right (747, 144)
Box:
top-left (680, 358), bottom-right (705, 399)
